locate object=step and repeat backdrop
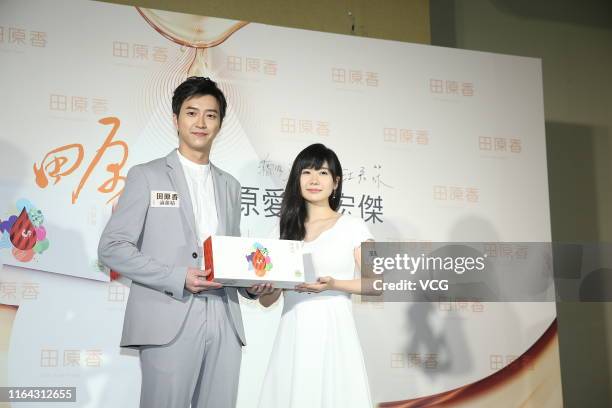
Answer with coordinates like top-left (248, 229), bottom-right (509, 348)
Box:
top-left (0, 0), bottom-right (562, 406)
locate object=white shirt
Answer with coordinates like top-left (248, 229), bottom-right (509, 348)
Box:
top-left (177, 151), bottom-right (218, 251)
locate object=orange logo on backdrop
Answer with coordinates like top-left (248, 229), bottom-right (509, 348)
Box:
top-left (33, 117), bottom-right (128, 204)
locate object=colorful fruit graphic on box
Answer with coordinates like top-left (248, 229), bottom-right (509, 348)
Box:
top-left (245, 242), bottom-right (272, 277)
top-left (0, 199), bottom-right (50, 263)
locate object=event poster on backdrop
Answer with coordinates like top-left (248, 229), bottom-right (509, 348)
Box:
top-left (0, 0), bottom-right (562, 407)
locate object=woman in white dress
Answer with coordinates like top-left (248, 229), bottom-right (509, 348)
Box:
top-left (258, 143), bottom-right (374, 408)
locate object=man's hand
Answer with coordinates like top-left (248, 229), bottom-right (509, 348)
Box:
top-left (246, 283), bottom-right (276, 297)
top-left (185, 267), bottom-right (223, 294)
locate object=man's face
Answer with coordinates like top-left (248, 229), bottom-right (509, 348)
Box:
top-left (173, 94), bottom-right (221, 159)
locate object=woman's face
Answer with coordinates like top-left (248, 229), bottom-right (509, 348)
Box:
top-left (299, 161), bottom-right (338, 205)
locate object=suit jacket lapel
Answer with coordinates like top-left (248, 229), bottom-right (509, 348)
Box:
top-left (165, 150), bottom-right (198, 243)
top-left (211, 163), bottom-right (227, 235)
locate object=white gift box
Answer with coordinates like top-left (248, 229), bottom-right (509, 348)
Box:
top-left (204, 235), bottom-right (306, 288)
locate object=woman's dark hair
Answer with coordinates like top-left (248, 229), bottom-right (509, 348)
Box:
top-left (172, 76), bottom-right (228, 124)
top-left (280, 143), bottom-right (343, 240)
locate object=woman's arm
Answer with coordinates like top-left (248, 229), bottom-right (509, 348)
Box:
top-left (295, 241), bottom-right (378, 295)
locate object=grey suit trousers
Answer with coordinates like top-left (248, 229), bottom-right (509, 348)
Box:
top-left (139, 292), bottom-right (241, 408)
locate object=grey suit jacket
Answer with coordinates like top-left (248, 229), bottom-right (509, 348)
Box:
top-left (98, 149), bottom-right (249, 347)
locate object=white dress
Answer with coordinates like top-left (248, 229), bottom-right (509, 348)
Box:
top-left (258, 215), bottom-right (373, 408)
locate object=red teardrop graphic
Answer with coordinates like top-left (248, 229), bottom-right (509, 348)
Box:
top-left (252, 249), bottom-right (267, 277)
top-left (9, 208), bottom-right (37, 250)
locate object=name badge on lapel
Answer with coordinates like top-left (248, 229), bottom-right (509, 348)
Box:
top-left (150, 191), bottom-right (180, 208)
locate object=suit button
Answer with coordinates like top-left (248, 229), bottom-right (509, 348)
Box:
top-left (164, 290), bottom-right (173, 296)
top-left (192, 252), bottom-right (198, 259)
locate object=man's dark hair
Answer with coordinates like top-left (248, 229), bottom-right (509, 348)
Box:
top-left (172, 76), bottom-right (228, 124)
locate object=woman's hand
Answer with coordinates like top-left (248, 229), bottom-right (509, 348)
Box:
top-left (295, 276), bottom-right (336, 293)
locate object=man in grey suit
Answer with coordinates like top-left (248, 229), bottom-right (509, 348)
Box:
top-left (98, 77), bottom-right (272, 408)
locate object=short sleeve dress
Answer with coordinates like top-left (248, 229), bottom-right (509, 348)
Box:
top-left (257, 215), bottom-right (373, 408)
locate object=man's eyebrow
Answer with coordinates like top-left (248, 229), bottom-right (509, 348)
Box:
top-left (184, 106), bottom-right (218, 113)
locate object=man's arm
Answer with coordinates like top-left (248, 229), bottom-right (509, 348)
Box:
top-left (98, 165), bottom-right (188, 300)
